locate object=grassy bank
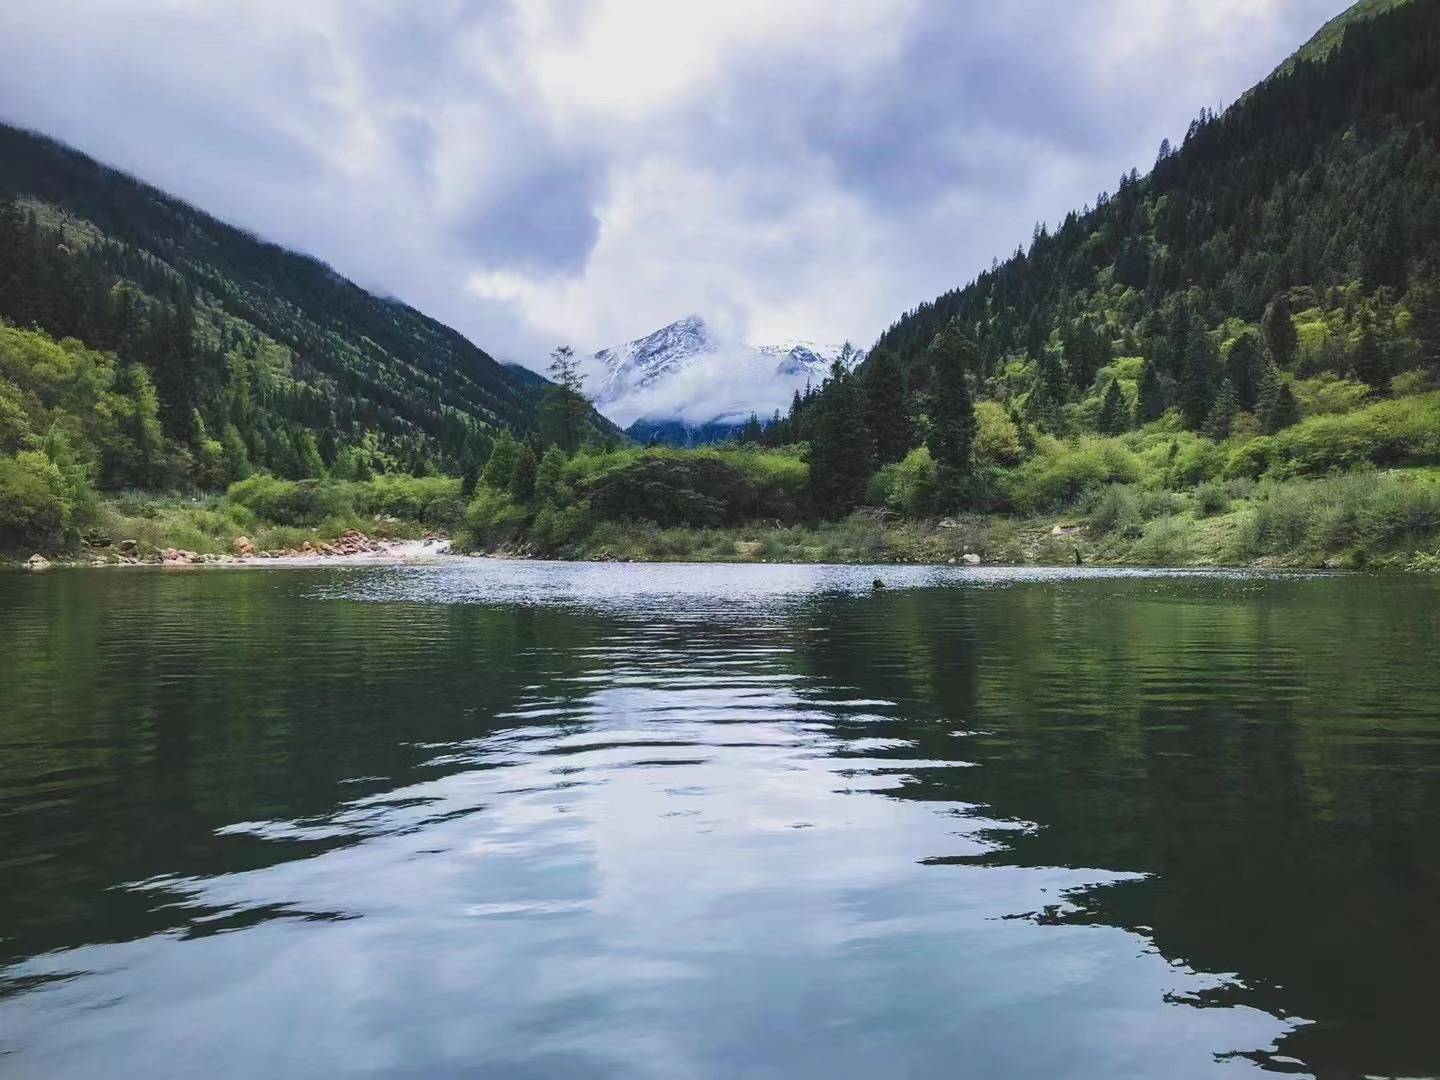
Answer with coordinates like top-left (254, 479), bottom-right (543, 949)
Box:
top-left (3, 475), bottom-right (463, 564)
top-left (469, 469), bottom-right (1440, 571)
top-left (451, 401), bottom-right (1440, 570)
top-left (9, 400), bottom-right (1440, 570)
top-left (9, 468), bottom-right (1439, 571)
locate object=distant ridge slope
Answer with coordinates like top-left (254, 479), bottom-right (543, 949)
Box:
top-left (0, 123), bottom-right (617, 482)
top-left (869, 0), bottom-right (1440, 380)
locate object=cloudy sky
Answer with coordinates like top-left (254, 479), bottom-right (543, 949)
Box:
top-left (0, 0), bottom-right (1347, 370)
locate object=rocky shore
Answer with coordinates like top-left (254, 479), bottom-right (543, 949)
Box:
top-left (20, 530), bottom-right (452, 570)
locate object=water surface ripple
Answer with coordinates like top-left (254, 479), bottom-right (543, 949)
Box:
top-left (0, 563), bottom-right (1436, 1078)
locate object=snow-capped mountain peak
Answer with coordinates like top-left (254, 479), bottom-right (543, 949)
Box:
top-left (755, 339), bottom-right (863, 378)
top-left (590, 315), bottom-right (721, 406)
top-left (580, 316), bottom-right (865, 438)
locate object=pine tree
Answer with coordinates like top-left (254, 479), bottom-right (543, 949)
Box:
top-left (151, 296), bottom-right (199, 441)
top-left (535, 446), bottom-right (566, 502)
top-left (509, 443), bottom-right (537, 502)
top-left (1203, 379), bottom-right (1240, 440)
top-left (1098, 379), bottom-right (1129, 435)
top-left (1363, 209), bottom-right (1408, 292)
top-left (1406, 274), bottom-right (1440, 366)
top-left (1137, 359), bottom-right (1168, 422)
top-left (1351, 328), bottom-right (1389, 389)
top-left (1180, 317), bottom-right (1216, 428)
top-left (863, 347), bottom-right (912, 465)
top-left (544, 345), bottom-right (587, 453)
top-left (1262, 294), bottom-right (1298, 369)
top-left (1062, 317), bottom-right (1110, 392)
top-left (1258, 370), bottom-right (1300, 433)
top-left (739, 413), bottom-right (762, 444)
top-left (808, 360), bottom-right (873, 515)
top-left (926, 325), bottom-right (977, 513)
top-left (1224, 329), bottom-right (1264, 410)
top-left (1027, 345), bottom-right (1068, 427)
top-left (481, 431), bottom-right (520, 489)
top-left (1163, 295), bottom-right (1191, 376)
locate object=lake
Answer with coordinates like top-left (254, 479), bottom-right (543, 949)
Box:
top-left (1, 561), bottom-right (1437, 1078)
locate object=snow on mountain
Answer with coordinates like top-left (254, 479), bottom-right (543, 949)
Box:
top-left (581, 316), bottom-right (863, 433)
top-left (588, 314), bottom-right (720, 408)
top-left (755, 339), bottom-right (859, 378)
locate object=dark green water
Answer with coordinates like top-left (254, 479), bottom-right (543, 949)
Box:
top-left (1, 562), bottom-right (1437, 1079)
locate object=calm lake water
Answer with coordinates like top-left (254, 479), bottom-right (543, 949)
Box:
top-left (1, 561), bottom-right (1438, 1079)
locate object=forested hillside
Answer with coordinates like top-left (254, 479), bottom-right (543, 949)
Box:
top-left (449, 0), bottom-right (1440, 569)
top-left (732, 0), bottom-right (1440, 532)
top-left (0, 123), bottom-right (616, 498)
top-left (867, 0), bottom-right (1438, 411)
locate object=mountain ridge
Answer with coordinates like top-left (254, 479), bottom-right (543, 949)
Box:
top-left (0, 121), bottom-right (619, 485)
top-left (584, 315), bottom-right (862, 443)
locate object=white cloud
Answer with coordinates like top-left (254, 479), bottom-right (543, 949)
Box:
top-left (0, 0), bottom-right (1348, 374)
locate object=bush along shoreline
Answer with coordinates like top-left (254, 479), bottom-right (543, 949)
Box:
top-left (447, 425), bottom-right (1440, 571)
top-left (6, 475), bottom-right (460, 568)
top-left (8, 425), bottom-right (1440, 572)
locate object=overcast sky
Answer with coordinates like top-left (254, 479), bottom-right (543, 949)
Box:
top-left (0, 1), bottom-right (1347, 368)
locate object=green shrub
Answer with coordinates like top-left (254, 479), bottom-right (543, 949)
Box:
top-left (974, 401), bottom-right (1023, 465)
top-left (0, 451), bottom-right (71, 548)
top-left (358, 474), bottom-right (465, 527)
top-left (1003, 436), bottom-right (1141, 512)
top-left (1232, 473), bottom-right (1440, 558)
top-left (1086, 484), bottom-right (1145, 537)
top-left (1222, 437), bottom-right (1273, 480)
top-left (1392, 369), bottom-right (1439, 397)
top-left (1292, 374), bottom-right (1371, 416)
top-left (227, 475), bottom-right (356, 525)
top-left (1130, 515), bottom-right (1197, 565)
top-left (874, 446), bottom-right (937, 516)
top-left (1264, 393), bottom-right (1440, 476)
top-left (1193, 482), bottom-right (1230, 516)
top-left (1085, 483), bottom-right (1182, 537)
top-left (530, 501), bottom-right (592, 554)
top-left (584, 455), bottom-right (757, 527)
top-left (461, 488), bottom-right (528, 550)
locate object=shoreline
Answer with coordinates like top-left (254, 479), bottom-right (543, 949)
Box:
top-left (14, 535), bottom-right (455, 571)
top-left (11, 519), bottom-right (1439, 574)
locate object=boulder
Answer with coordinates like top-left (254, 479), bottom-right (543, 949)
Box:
top-left (231, 536), bottom-right (255, 557)
top-left (1051, 523), bottom-right (1085, 537)
top-left (25, 553), bottom-right (51, 571)
top-left (118, 539), bottom-right (139, 554)
top-left (962, 553), bottom-right (982, 566)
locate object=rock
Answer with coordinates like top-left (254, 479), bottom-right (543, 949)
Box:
top-left (948, 557), bottom-right (957, 565)
top-left (118, 539), bottom-right (139, 554)
top-left (962, 553), bottom-right (982, 566)
top-left (25, 553), bottom-right (51, 571)
top-left (1051, 523), bottom-right (1085, 537)
top-left (83, 530), bottom-right (113, 548)
top-left (872, 578), bottom-right (886, 590)
top-left (231, 536), bottom-right (255, 557)
top-left (938, 518), bottom-right (960, 529)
